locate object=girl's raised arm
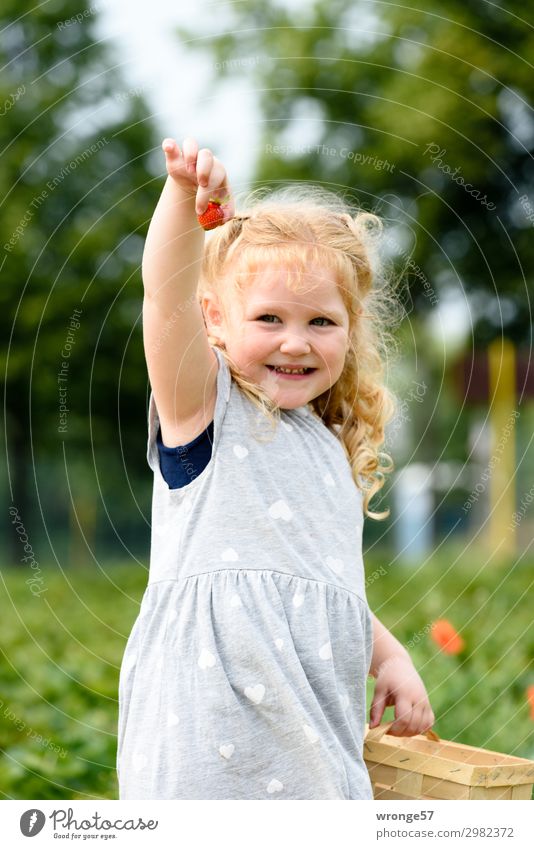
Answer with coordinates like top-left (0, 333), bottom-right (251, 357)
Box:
top-left (142, 137), bottom-right (234, 445)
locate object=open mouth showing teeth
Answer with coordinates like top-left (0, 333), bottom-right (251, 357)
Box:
top-left (266, 365), bottom-right (316, 375)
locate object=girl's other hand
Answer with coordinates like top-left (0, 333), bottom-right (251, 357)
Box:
top-left (369, 654), bottom-right (435, 737)
top-left (161, 137), bottom-right (235, 221)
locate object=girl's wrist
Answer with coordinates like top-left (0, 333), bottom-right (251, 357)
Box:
top-left (369, 648), bottom-right (411, 678)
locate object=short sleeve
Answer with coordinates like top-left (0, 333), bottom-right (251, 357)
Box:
top-left (145, 345), bottom-right (232, 476)
top-left (157, 420), bottom-right (215, 488)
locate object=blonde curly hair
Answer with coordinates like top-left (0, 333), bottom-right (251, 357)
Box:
top-left (198, 185), bottom-right (399, 519)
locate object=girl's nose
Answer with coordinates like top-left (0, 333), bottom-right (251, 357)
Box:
top-left (279, 333), bottom-right (311, 355)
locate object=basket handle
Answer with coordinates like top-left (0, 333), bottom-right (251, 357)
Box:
top-left (366, 720), bottom-right (440, 742)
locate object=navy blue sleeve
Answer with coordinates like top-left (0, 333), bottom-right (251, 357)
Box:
top-left (157, 421), bottom-right (215, 489)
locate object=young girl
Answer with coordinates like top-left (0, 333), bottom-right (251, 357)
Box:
top-left (116, 137), bottom-right (435, 800)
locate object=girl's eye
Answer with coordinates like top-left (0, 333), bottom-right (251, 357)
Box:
top-left (256, 315), bottom-right (333, 326)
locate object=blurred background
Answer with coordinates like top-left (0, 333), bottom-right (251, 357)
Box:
top-left (1, 0), bottom-right (533, 799)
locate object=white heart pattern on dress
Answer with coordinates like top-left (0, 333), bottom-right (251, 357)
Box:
top-left (244, 684), bottom-right (265, 705)
top-left (281, 420), bottom-right (293, 431)
top-left (233, 444), bottom-right (249, 460)
top-left (167, 710), bottom-right (180, 727)
top-left (268, 500), bottom-right (292, 521)
top-left (267, 778), bottom-right (284, 794)
top-left (319, 641), bottom-right (332, 660)
top-left (230, 594), bottom-right (242, 608)
top-left (292, 592), bottom-right (304, 608)
top-left (198, 648), bottom-right (216, 669)
top-left (323, 473), bottom-right (335, 487)
top-left (274, 638), bottom-right (284, 650)
top-left (221, 547), bottom-right (239, 562)
top-left (339, 692), bottom-right (350, 710)
top-left (219, 743), bottom-right (235, 760)
top-left (325, 555), bottom-right (345, 575)
top-left (303, 724), bottom-right (320, 744)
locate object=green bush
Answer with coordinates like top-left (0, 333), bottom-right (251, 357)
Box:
top-left (0, 561), bottom-right (147, 800)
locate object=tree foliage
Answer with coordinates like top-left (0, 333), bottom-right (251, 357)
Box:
top-left (1, 1), bottom-right (161, 556)
top-left (178, 0), bottom-right (534, 343)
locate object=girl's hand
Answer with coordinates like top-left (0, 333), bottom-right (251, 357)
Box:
top-left (369, 654), bottom-right (435, 737)
top-left (161, 137), bottom-right (235, 221)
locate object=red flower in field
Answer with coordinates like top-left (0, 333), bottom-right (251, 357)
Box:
top-left (527, 686), bottom-right (534, 720)
top-left (430, 619), bottom-right (465, 655)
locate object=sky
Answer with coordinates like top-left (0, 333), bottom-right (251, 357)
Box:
top-left (94, 0), bottom-right (260, 191)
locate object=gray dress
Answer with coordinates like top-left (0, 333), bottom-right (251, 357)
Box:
top-left (117, 345), bottom-right (374, 799)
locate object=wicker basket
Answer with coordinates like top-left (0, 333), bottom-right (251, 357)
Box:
top-left (364, 721), bottom-right (534, 800)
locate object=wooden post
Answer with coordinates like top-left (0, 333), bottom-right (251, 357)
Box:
top-left (487, 338), bottom-right (516, 556)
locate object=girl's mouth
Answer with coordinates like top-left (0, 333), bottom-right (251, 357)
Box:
top-left (266, 365), bottom-right (316, 379)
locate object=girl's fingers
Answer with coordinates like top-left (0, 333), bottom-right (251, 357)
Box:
top-left (196, 148), bottom-right (214, 187)
top-left (182, 136), bottom-right (199, 175)
top-left (196, 159), bottom-right (231, 215)
top-left (368, 683), bottom-right (388, 728)
top-left (388, 698), bottom-right (413, 735)
top-left (162, 139), bottom-right (187, 180)
top-left (392, 701), bottom-right (434, 737)
top-left (162, 137), bottom-right (179, 156)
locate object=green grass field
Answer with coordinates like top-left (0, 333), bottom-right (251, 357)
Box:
top-left (1, 548), bottom-right (533, 799)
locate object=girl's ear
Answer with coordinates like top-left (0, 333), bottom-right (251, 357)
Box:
top-left (202, 291), bottom-right (226, 347)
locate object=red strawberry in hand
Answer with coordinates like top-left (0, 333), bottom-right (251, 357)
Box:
top-left (197, 199), bottom-right (225, 231)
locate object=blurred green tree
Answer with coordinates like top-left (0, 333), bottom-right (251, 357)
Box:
top-left (178, 0), bottom-right (533, 343)
top-left (1, 1), bottom-right (160, 562)
top-left (176, 1), bottom-right (534, 531)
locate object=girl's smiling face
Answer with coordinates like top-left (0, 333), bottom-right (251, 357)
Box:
top-left (203, 263), bottom-right (351, 409)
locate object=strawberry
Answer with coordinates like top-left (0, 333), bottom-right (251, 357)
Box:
top-left (197, 199), bottom-right (225, 231)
